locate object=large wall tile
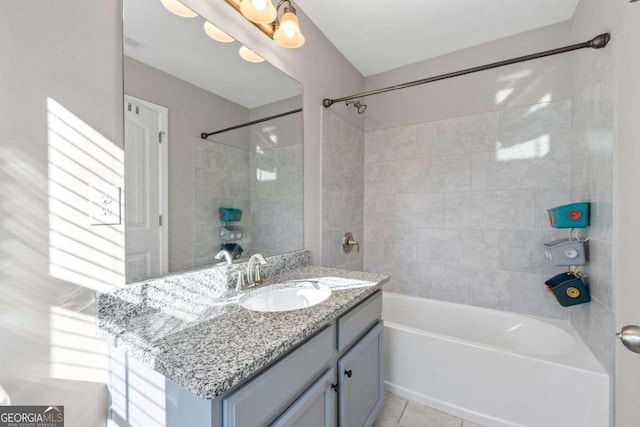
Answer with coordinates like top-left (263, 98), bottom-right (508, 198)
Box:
top-left (471, 150), bottom-right (571, 191)
top-left (590, 174), bottom-right (613, 243)
top-left (363, 226), bottom-right (399, 275)
top-left (571, 48), bottom-right (613, 187)
top-left (471, 270), bottom-right (568, 319)
top-left (323, 189), bottom-right (364, 230)
top-left (365, 192), bottom-right (444, 228)
top-left (499, 100), bottom-right (571, 155)
top-left (499, 230), bottom-right (567, 275)
top-left (322, 109), bottom-right (365, 269)
top-left (586, 239), bottom-right (613, 310)
top-left (444, 190), bottom-right (536, 230)
top-left (569, 299), bottom-right (614, 374)
top-left (365, 125), bottom-right (418, 164)
top-left (415, 229), bottom-right (500, 269)
top-left (363, 99), bottom-right (575, 320)
top-left (568, 46), bottom-right (614, 374)
top-left (417, 111), bottom-right (499, 157)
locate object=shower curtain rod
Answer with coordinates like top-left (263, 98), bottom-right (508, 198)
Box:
top-left (322, 33), bottom-right (610, 108)
top-left (201, 108), bottom-right (303, 139)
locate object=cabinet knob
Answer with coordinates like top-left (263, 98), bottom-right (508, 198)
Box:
top-left (331, 383), bottom-right (339, 392)
top-left (344, 369), bottom-right (353, 378)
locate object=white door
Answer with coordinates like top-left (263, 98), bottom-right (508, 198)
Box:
top-left (124, 96), bottom-right (168, 283)
top-left (615, 2), bottom-right (640, 426)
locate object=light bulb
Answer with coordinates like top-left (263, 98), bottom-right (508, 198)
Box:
top-left (274, 8), bottom-right (305, 48)
top-left (280, 11), bottom-right (299, 35)
top-left (239, 46), bottom-right (265, 63)
top-left (252, 0), bottom-right (267, 10)
top-left (204, 22), bottom-right (235, 43)
top-left (240, 0), bottom-right (277, 24)
top-left (160, 0), bottom-right (197, 18)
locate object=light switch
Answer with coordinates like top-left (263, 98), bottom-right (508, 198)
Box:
top-left (89, 183), bottom-right (121, 225)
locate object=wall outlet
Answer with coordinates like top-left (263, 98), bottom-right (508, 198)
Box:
top-left (89, 183), bottom-right (121, 226)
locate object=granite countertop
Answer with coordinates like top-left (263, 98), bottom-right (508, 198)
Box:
top-left (96, 265), bottom-right (388, 399)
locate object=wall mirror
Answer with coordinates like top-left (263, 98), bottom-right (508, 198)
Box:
top-left (123, 0), bottom-right (303, 283)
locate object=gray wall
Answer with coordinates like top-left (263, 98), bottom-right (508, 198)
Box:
top-left (612, 2), bottom-right (640, 425)
top-left (364, 22), bottom-right (572, 132)
top-left (0, 1), bottom-right (124, 426)
top-left (568, 38), bottom-right (614, 374)
top-left (321, 109), bottom-right (365, 270)
top-left (125, 57), bottom-right (250, 272)
top-left (359, 23), bottom-right (574, 320)
top-left (363, 99), bottom-right (571, 319)
top-left (569, 0), bottom-right (640, 425)
top-left (1, 1), bottom-right (364, 425)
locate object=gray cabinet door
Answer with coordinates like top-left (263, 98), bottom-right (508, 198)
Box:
top-left (222, 326), bottom-right (334, 427)
top-left (338, 321), bottom-right (384, 427)
top-left (271, 369), bottom-right (336, 427)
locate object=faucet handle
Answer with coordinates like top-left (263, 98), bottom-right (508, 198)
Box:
top-left (236, 269), bottom-right (246, 291)
top-left (247, 254), bottom-right (269, 285)
top-left (227, 264), bottom-right (246, 292)
top-left (233, 267), bottom-right (247, 292)
top-left (342, 232), bottom-right (360, 253)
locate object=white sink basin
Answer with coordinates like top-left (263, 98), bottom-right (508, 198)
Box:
top-left (239, 281), bottom-right (331, 312)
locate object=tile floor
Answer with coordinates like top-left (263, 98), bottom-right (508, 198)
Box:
top-left (374, 392), bottom-right (485, 427)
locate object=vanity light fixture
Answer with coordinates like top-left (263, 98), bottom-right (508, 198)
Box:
top-left (273, 2), bottom-right (304, 48)
top-left (160, 0), bottom-right (197, 18)
top-left (239, 45), bottom-right (265, 63)
top-left (240, 0), bottom-right (277, 24)
top-left (204, 22), bottom-right (235, 43)
top-left (225, 0), bottom-right (305, 48)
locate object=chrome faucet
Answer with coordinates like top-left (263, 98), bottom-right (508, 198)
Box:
top-left (214, 249), bottom-right (233, 265)
top-left (228, 264), bottom-right (247, 292)
top-left (247, 253), bottom-right (268, 286)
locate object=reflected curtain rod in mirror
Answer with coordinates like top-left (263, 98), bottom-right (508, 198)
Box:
top-left (201, 108), bottom-right (302, 139)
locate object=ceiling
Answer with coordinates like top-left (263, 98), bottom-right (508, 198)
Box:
top-left (124, 0), bottom-right (302, 109)
top-left (295, 0), bottom-right (580, 76)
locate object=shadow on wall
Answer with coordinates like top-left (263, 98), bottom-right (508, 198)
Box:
top-left (47, 98), bottom-right (125, 293)
top-left (0, 98), bottom-right (131, 424)
top-left (110, 350), bottom-right (166, 427)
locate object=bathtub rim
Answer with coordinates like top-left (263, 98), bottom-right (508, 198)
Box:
top-left (382, 291), bottom-right (608, 376)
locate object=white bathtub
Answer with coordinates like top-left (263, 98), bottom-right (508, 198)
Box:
top-left (383, 292), bottom-right (609, 427)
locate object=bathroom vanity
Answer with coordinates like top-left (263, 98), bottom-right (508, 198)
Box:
top-left (97, 252), bottom-right (388, 427)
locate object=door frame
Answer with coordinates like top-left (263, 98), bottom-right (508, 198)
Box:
top-left (124, 94), bottom-right (169, 276)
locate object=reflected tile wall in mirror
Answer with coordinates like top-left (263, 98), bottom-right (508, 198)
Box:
top-left (123, 0), bottom-right (303, 283)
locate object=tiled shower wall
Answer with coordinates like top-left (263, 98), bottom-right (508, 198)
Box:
top-left (321, 109), bottom-right (365, 270)
top-left (569, 44), bottom-right (615, 374)
top-left (194, 139), bottom-right (251, 266)
top-left (364, 99), bottom-right (573, 320)
top-left (250, 144), bottom-right (304, 256)
top-left (194, 140), bottom-right (304, 265)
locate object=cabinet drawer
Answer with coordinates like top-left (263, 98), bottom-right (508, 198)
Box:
top-left (337, 291), bottom-right (382, 352)
top-left (223, 325), bottom-right (334, 427)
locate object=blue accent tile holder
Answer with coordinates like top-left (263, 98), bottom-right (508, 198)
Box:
top-left (547, 202), bottom-right (590, 228)
top-left (543, 203), bottom-right (591, 307)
